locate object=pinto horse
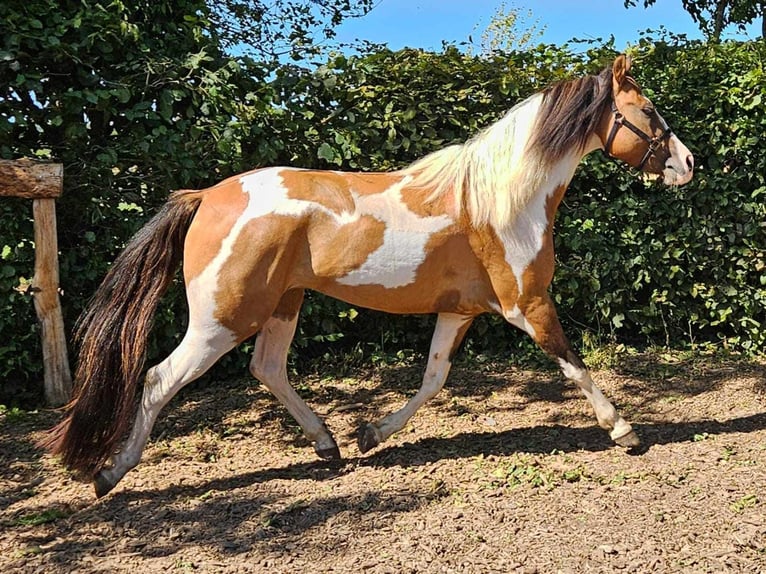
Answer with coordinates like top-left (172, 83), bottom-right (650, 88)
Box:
top-left (43, 55), bottom-right (693, 497)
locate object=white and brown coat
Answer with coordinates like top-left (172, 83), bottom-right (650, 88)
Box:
top-left (43, 55), bottom-right (694, 498)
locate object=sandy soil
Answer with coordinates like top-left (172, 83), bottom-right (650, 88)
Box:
top-left (2, 351), bottom-right (765, 573)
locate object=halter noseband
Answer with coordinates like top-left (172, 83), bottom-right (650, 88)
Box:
top-left (602, 101), bottom-right (672, 170)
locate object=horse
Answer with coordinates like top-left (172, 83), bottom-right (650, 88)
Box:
top-left (41, 54), bottom-right (694, 498)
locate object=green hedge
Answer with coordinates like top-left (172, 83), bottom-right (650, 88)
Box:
top-left (0, 0), bottom-right (273, 401)
top-left (1, 1), bottom-right (764, 405)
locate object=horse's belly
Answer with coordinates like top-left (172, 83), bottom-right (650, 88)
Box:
top-left (311, 233), bottom-right (498, 315)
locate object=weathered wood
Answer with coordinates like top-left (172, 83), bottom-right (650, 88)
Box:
top-left (32, 198), bottom-right (72, 406)
top-left (0, 159), bottom-right (63, 199)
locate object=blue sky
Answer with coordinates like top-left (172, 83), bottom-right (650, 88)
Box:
top-left (333, 0), bottom-right (759, 52)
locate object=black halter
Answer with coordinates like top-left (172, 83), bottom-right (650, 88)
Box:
top-left (602, 101), bottom-right (672, 170)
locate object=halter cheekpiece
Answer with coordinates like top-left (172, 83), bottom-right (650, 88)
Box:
top-left (602, 101), bottom-right (672, 170)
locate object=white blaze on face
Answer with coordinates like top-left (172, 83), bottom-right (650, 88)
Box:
top-left (336, 176), bottom-right (454, 288)
top-left (664, 134), bottom-right (694, 186)
top-left (656, 111), bottom-right (694, 186)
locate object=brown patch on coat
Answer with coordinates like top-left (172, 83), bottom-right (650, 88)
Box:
top-left (283, 169), bottom-right (405, 211)
top-left (346, 171), bottom-right (403, 196)
top-left (210, 213), bottom-right (309, 341)
top-left (467, 226), bottom-right (521, 312)
top-left (400, 181), bottom-right (459, 220)
top-left (183, 176), bottom-right (249, 284)
top-left (272, 288), bottom-right (305, 322)
top-left (281, 169), bottom-right (357, 215)
top-left (434, 290), bottom-right (461, 313)
top-left (516, 292), bottom-right (571, 358)
top-left (306, 214), bottom-right (387, 278)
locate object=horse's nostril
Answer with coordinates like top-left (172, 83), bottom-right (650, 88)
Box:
top-left (686, 154), bottom-right (694, 170)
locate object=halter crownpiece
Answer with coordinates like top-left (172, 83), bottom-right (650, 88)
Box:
top-left (602, 101), bottom-right (673, 170)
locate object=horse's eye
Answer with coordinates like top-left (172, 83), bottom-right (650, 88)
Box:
top-left (642, 106), bottom-right (655, 116)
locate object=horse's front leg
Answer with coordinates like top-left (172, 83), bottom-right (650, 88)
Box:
top-left (358, 313), bottom-right (474, 453)
top-left (513, 294), bottom-right (639, 447)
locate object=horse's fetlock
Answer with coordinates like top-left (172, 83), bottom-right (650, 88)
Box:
top-left (358, 423), bottom-right (382, 454)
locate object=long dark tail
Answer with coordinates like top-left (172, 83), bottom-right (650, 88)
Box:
top-left (39, 190), bottom-right (203, 477)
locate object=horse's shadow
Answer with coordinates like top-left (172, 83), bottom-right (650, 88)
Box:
top-left (4, 353), bottom-right (765, 520)
top-left (11, 409), bottom-right (766, 569)
top-left (86, 351), bottom-right (766, 521)
top-left (6, 382), bottom-right (766, 570)
top-left (150, 409), bottom-right (766, 491)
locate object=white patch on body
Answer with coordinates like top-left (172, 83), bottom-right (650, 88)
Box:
top-left (496, 150), bottom-right (585, 293)
top-left (336, 176), bottom-right (453, 288)
top-left (191, 168), bottom-right (455, 319)
top-left (492, 302), bottom-right (537, 336)
top-left (185, 167), bottom-right (299, 339)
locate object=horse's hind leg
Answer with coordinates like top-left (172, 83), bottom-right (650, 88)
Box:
top-left (515, 294), bottom-right (639, 447)
top-left (249, 290), bottom-right (340, 459)
top-left (358, 313), bottom-right (474, 453)
top-left (94, 326), bottom-right (237, 497)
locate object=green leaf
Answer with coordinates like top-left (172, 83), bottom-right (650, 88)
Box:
top-left (317, 142), bottom-right (336, 162)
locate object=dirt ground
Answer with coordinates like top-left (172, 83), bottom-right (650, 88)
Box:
top-left (2, 350), bottom-right (765, 573)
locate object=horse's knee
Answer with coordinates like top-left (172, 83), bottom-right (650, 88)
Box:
top-left (249, 355), bottom-right (283, 384)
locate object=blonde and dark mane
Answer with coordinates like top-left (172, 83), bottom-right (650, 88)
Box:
top-left (402, 67), bottom-right (614, 230)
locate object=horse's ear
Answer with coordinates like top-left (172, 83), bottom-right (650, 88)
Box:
top-left (612, 54), bottom-right (633, 91)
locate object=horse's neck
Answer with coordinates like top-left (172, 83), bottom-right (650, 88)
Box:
top-left (483, 140), bottom-right (600, 289)
top-left (505, 146), bottom-right (588, 229)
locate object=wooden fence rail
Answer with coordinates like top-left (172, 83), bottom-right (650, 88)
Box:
top-left (0, 159), bottom-right (72, 406)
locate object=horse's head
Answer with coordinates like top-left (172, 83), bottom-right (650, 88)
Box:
top-left (601, 55), bottom-right (694, 186)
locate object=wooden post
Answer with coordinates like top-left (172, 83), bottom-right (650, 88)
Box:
top-left (0, 160), bottom-right (65, 199)
top-left (0, 159), bottom-right (72, 406)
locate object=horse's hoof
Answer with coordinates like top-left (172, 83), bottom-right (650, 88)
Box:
top-left (613, 429), bottom-right (640, 448)
top-left (315, 444), bottom-right (341, 460)
top-left (358, 424), bottom-right (381, 454)
top-left (93, 472), bottom-right (116, 498)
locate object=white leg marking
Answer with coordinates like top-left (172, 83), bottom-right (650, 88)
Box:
top-left (250, 315), bottom-right (337, 454)
top-left (99, 325), bottom-right (237, 487)
top-left (558, 358), bottom-right (633, 439)
top-left (372, 313), bottom-right (472, 443)
top-left (498, 304), bottom-right (537, 337)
